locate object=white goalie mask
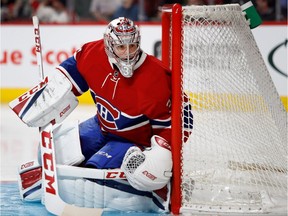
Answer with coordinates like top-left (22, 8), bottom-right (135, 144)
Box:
top-left (104, 17), bottom-right (141, 78)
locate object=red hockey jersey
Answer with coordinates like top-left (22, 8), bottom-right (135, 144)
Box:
top-left (57, 39), bottom-right (171, 147)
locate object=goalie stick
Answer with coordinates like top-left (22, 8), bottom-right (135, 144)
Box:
top-left (32, 16), bottom-right (104, 216)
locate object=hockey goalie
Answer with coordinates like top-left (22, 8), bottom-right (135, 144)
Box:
top-left (9, 17), bottom-right (193, 213)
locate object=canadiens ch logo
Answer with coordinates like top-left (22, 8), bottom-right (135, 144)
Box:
top-left (96, 96), bottom-right (120, 130)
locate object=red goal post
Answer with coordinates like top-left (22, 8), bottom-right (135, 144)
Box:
top-left (162, 3), bottom-right (183, 214)
top-left (162, 3), bottom-right (287, 215)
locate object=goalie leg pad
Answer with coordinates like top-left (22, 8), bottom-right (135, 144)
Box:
top-left (37, 121), bottom-right (85, 166)
top-left (57, 165), bottom-right (170, 212)
top-left (53, 121), bottom-right (85, 166)
top-left (18, 160), bottom-right (42, 202)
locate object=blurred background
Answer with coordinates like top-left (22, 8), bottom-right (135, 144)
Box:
top-left (1, 0), bottom-right (287, 23)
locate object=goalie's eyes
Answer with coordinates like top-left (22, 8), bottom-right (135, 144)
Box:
top-left (114, 43), bottom-right (139, 53)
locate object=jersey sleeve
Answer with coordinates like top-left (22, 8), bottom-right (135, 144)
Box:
top-left (57, 56), bottom-right (89, 96)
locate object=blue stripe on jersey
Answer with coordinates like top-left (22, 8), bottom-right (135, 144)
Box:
top-left (150, 118), bottom-right (171, 128)
top-left (59, 57), bottom-right (89, 93)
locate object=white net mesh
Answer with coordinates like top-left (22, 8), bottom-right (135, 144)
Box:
top-left (176, 4), bottom-right (287, 214)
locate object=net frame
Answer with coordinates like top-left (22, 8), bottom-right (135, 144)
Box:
top-left (161, 3), bottom-right (287, 215)
top-left (162, 4), bottom-right (183, 214)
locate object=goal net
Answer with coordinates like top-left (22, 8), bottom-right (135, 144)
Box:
top-left (162, 4), bottom-right (287, 215)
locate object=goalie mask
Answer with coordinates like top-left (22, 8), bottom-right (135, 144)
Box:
top-left (104, 17), bottom-right (141, 78)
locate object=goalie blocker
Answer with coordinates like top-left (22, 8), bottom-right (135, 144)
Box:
top-left (9, 71), bottom-right (78, 127)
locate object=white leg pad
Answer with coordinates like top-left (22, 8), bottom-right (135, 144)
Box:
top-left (53, 121), bottom-right (85, 166)
top-left (57, 165), bottom-right (170, 212)
top-left (17, 160), bottom-right (42, 202)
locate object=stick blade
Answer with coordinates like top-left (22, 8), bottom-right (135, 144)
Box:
top-left (61, 205), bottom-right (103, 216)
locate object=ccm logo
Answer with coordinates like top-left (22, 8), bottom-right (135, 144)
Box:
top-left (34, 27), bottom-right (41, 53)
top-left (142, 170), bottom-right (157, 180)
top-left (21, 161), bottom-right (34, 169)
top-left (18, 77), bottom-right (48, 102)
top-left (105, 171), bottom-right (126, 179)
top-left (60, 104), bottom-right (71, 117)
top-left (41, 130), bottom-right (56, 195)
